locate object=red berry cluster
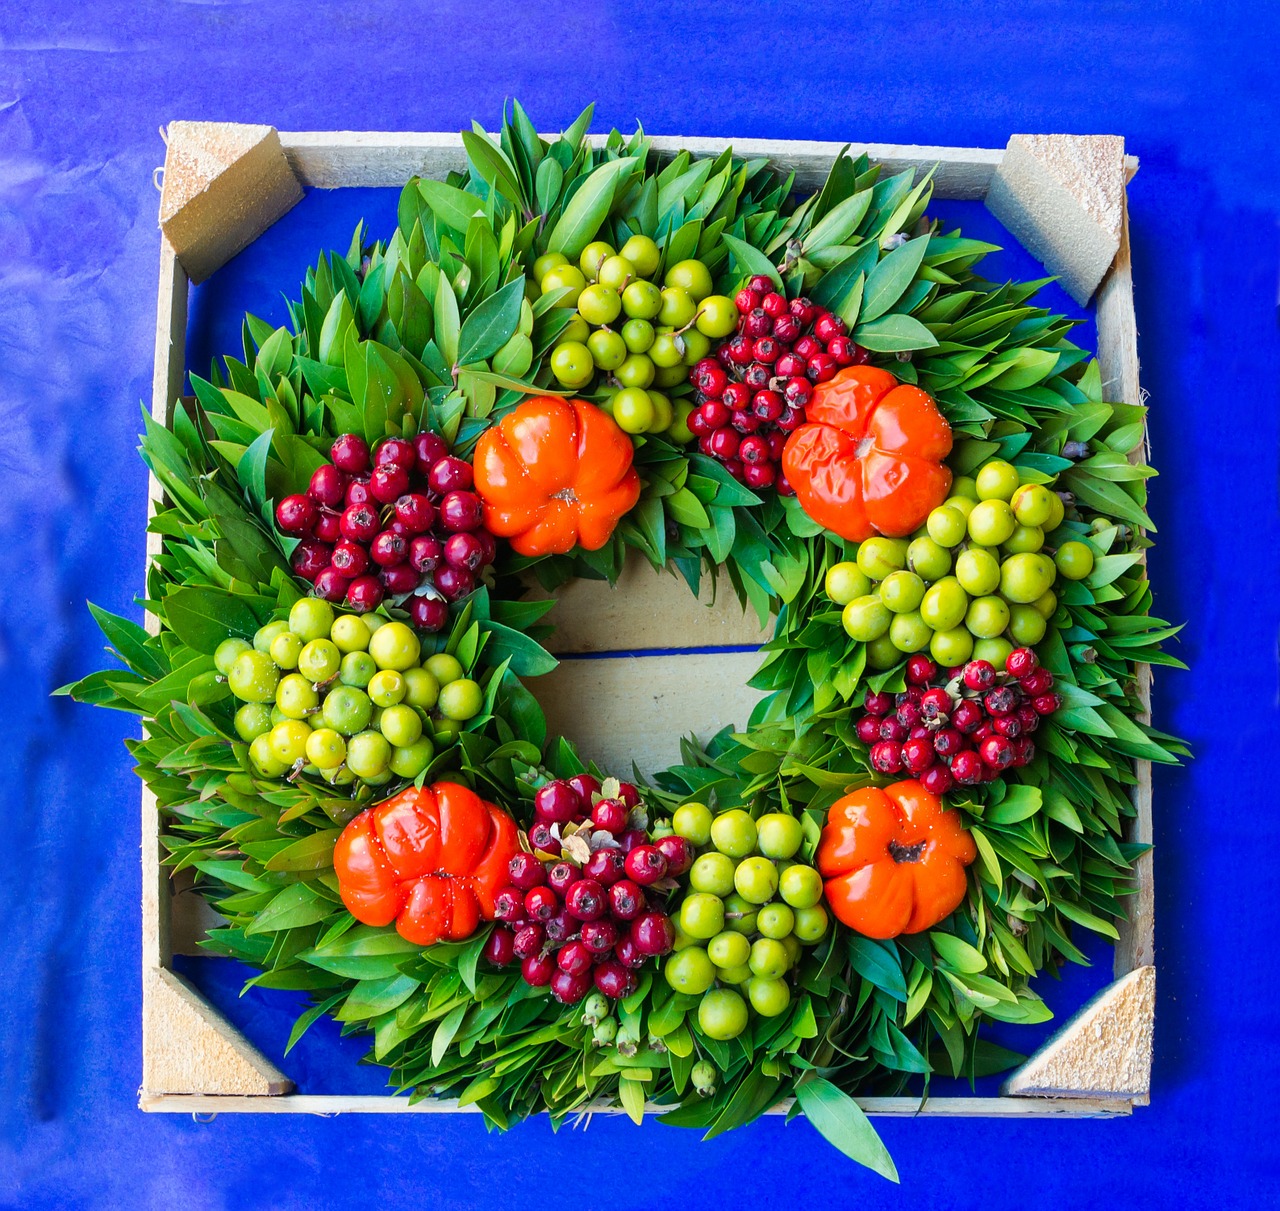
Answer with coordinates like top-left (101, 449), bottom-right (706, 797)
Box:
top-left (279, 431), bottom-right (495, 631)
top-left (482, 775), bottom-right (691, 1005)
top-left (686, 274), bottom-right (869, 489)
top-left (856, 649), bottom-right (1062, 793)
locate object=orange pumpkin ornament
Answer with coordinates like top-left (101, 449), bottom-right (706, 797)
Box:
top-left (782, 366), bottom-right (953, 542)
top-left (472, 396), bottom-right (641, 556)
top-left (816, 779), bottom-right (976, 939)
top-left (333, 780), bottom-right (519, 947)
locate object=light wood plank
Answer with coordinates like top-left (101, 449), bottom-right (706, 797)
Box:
top-left (279, 130), bottom-right (1007, 196)
top-left (140, 1091), bottom-right (1131, 1118)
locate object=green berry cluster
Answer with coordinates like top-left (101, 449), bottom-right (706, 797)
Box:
top-left (828, 460), bottom-right (1097, 671)
top-left (534, 235), bottom-right (736, 439)
top-left (215, 599), bottom-right (483, 789)
top-left (663, 804), bottom-right (828, 1041)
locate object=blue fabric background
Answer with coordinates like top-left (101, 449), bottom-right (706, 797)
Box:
top-left (2, 2), bottom-right (1278, 1206)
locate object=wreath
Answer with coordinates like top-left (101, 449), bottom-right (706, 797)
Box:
top-left (62, 102), bottom-right (1186, 1179)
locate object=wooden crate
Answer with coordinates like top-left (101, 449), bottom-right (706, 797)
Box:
top-left (140, 124), bottom-right (1154, 1117)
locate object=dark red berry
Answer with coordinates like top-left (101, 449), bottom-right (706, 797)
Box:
top-left (380, 563), bottom-right (419, 595)
top-left (807, 352), bottom-right (838, 383)
top-left (483, 927), bottom-right (515, 966)
top-left (1016, 705), bottom-right (1040, 733)
top-left (544, 911), bottom-right (573, 944)
top-left (330, 433), bottom-right (370, 474)
top-left (329, 539), bottom-right (367, 579)
top-left (408, 534), bottom-right (443, 574)
top-left (752, 337), bottom-right (779, 365)
top-left (614, 936), bottom-right (646, 969)
top-left (984, 687), bottom-right (1019, 716)
top-left (902, 736), bottom-right (935, 774)
top-left (776, 406), bottom-right (805, 432)
top-left (275, 494), bottom-right (317, 535)
top-left (775, 351), bottom-right (806, 378)
top-left (508, 852), bottom-right (547, 890)
top-left (434, 564), bottom-right (475, 601)
top-left (864, 690), bottom-right (893, 716)
top-left (512, 923), bottom-right (545, 959)
top-left (583, 848), bottom-right (626, 886)
top-left (375, 438), bottom-right (416, 473)
top-left (692, 359), bottom-right (728, 398)
top-left (748, 274), bottom-right (775, 294)
top-left (345, 575), bottom-right (384, 612)
top-left (1006, 647), bottom-right (1039, 679)
top-left (735, 287), bottom-right (761, 314)
top-left (726, 334), bottom-right (754, 365)
top-left (707, 428), bottom-right (740, 460)
top-left (521, 952), bottom-right (555, 986)
top-left (751, 390), bottom-right (784, 422)
top-left (630, 912), bottom-right (675, 956)
top-left (1011, 737), bottom-right (1036, 767)
top-left (919, 763), bottom-right (955, 795)
top-left (1020, 668), bottom-right (1055, 697)
top-left (581, 919), bottom-right (619, 956)
top-left (699, 399), bottom-right (730, 429)
top-left (535, 780), bottom-right (583, 824)
top-left (729, 412), bottom-right (761, 436)
top-left (565, 879), bottom-right (606, 922)
top-left (550, 967), bottom-right (592, 1004)
top-left (340, 504), bottom-right (380, 544)
top-left (428, 456), bottom-right (473, 495)
top-left (1032, 692), bottom-right (1061, 716)
top-left (933, 728), bottom-right (965, 758)
top-left (623, 845), bottom-right (668, 886)
top-left (896, 700), bottom-right (923, 729)
top-left (963, 660), bottom-right (997, 692)
top-left (738, 435), bottom-right (770, 466)
top-left (607, 879), bottom-right (645, 921)
top-left (952, 700), bottom-right (985, 734)
top-left (789, 297), bottom-right (818, 324)
top-left (591, 798), bottom-right (628, 835)
top-left (979, 735), bottom-right (1016, 770)
top-left (407, 594), bottom-right (448, 632)
top-left (813, 313), bottom-right (846, 342)
top-left (905, 655), bottom-right (938, 686)
top-left (566, 773), bottom-right (600, 804)
top-left (993, 714), bottom-right (1022, 738)
top-left (654, 834), bottom-right (693, 877)
top-left (370, 530), bottom-right (408, 567)
top-left (772, 315), bottom-right (801, 344)
top-left (593, 959), bottom-right (634, 1000)
top-left (742, 462), bottom-right (775, 489)
top-left (920, 687), bottom-right (953, 720)
top-left (527, 820), bottom-right (557, 853)
top-left (291, 539), bottom-right (332, 582)
top-left (313, 512), bottom-right (342, 544)
top-left (782, 376), bottom-right (813, 410)
top-left (344, 477), bottom-right (373, 509)
top-left (394, 493), bottom-right (435, 534)
top-left (524, 886), bottom-right (559, 922)
top-left (615, 782), bottom-right (641, 807)
top-left (870, 740), bottom-right (904, 773)
top-left (617, 828), bottom-right (648, 854)
top-left (879, 717), bottom-right (908, 743)
top-left (950, 750), bottom-right (984, 785)
top-left (856, 716), bottom-right (881, 744)
top-left (761, 291), bottom-right (788, 318)
top-left (556, 940), bottom-right (593, 976)
top-left (494, 886), bottom-right (525, 922)
top-left (722, 381), bottom-right (751, 411)
top-left (793, 334), bottom-right (822, 360)
top-left (308, 464), bottom-right (347, 507)
top-left (313, 567), bottom-right (348, 603)
top-left (440, 490), bottom-right (483, 532)
top-left (412, 431), bottom-right (448, 469)
top-left (546, 861), bottom-right (580, 897)
top-left (370, 463), bottom-right (410, 504)
top-left (444, 531), bottom-right (486, 573)
top-left (827, 335), bottom-right (858, 366)
top-left (743, 308), bottom-right (772, 339)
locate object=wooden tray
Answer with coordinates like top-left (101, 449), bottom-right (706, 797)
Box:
top-left (140, 125), bottom-right (1154, 1117)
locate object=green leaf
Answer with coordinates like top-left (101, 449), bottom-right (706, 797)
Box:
top-left (721, 233), bottom-right (781, 289)
top-left (794, 1077), bottom-right (898, 1182)
top-left (545, 158), bottom-right (632, 259)
top-left (87, 603), bottom-right (167, 678)
top-left (930, 932), bottom-right (988, 974)
top-left (264, 829), bottom-right (340, 872)
top-left (853, 313), bottom-right (938, 352)
top-left (434, 274), bottom-right (461, 367)
top-left (162, 587), bottom-right (260, 653)
top-left (245, 884), bottom-right (334, 934)
top-left (463, 129), bottom-right (525, 209)
top-left (481, 621), bottom-right (559, 677)
top-left (456, 277), bottom-right (526, 365)
top-left (846, 935), bottom-right (907, 1002)
top-left (236, 429), bottom-right (274, 517)
top-left (416, 178), bottom-right (485, 235)
top-left (859, 235), bottom-right (930, 322)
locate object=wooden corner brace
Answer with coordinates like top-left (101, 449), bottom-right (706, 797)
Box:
top-left (159, 121), bottom-right (303, 284)
top-left (985, 134), bottom-right (1128, 305)
top-left (1003, 965), bottom-right (1155, 1102)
